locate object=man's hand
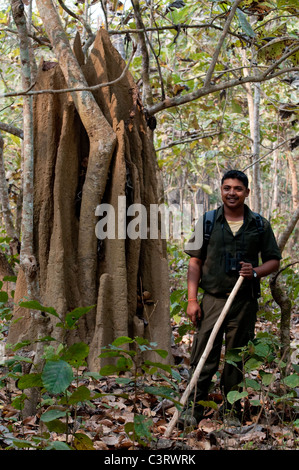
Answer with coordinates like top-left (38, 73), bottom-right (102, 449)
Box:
top-left (239, 261), bottom-right (255, 279)
top-left (239, 259), bottom-right (280, 280)
top-left (187, 300), bottom-right (202, 326)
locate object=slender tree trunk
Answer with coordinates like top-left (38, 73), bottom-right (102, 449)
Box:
top-left (270, 206), bottom-right (299, 367)
top-left (0, 132), bottom-right (17, 239)
top-left (131, 0), bottom-right (153, 106)
top-left (241, 49), bottom-right (262, 213)
top-left (287, 151), bottom-right (298, 210)
top-left (268, 146), bottom-right (279, 220)
top-left (252, 82), bottom-right (262, 213)
top-left (11, 0), bottom-right (38, 300)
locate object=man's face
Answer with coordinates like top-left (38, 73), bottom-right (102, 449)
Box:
top-left (221, 178), bottom-right (250, 210)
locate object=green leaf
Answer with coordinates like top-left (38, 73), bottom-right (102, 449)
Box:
top-left (134, 414), bottom-right (153, 441)
top-left (283, 374), bottom-right (299, 388)
top-left (45, 441), bottom-right (72, 450)
top-left (61, 342), bottom-right (89, 367)
top-left (17, 373), bottom-right (43, 390)
top-left (125, 416), bottom-right (153, 446)
top-left (68, 385), bottom-right (91, 404)
top-left (41, 360), bottom-right (74, 394)
top-left (227, 390), bottom-right (248, 404)
top-left (3, 275), bottom-right (17, 283)
top-left (40, 409), bottom-right (67, 422)
top-left (153, 349), bottom-right (168, 359)
top-left (100, 364), bottom-right (119, 375)
top-left (236, 8), bottom-right (255, 38)
top-left (111, 336), bottom-right (134, 347)
top-left (64, 305), bottom-right (95, 328)
top-left (143, 360), bottom-right (172, 373)
top-left (44, 418), bottom-right (68, 433)
top-left (10, 439), bottom-right (36, 449)
top-left (244, 358), bottom-right (264, 372)
top-left (197, 400), bottom-right (218, 411)
top-left (19, 300), bottom-right (59, 318)
top-left (73, 433), bottom-right (95, 451)
top-left (260, 371), bottom-right (275, 386)
top-left (241, 378), bottom-right (261, 391)
top-left (0, 291), bottom-right (8, 303)
top-left (144, 385), bottom-right (180, 404)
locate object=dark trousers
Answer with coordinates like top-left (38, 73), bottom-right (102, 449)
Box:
top-left (189, 292), bottom-right (258, 407)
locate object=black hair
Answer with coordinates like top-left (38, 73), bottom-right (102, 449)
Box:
top-left (221, 170), bottom-right (248, 188)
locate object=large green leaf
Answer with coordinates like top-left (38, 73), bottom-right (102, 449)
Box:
top-left (19, 300), bottom-right (59, 318)
top-left (40, 409), bottom-right (67, 422)
top-left (41, 360), bottom-right (74, 394)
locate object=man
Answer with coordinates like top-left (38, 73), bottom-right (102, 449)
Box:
top-left (181, 170), bottom-right (281, 427)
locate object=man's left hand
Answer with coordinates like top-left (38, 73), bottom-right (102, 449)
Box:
top-left (239, 261), bottom-right (255, 279)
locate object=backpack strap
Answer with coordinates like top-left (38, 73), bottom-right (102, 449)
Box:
top-left (203, 209), bottom-right (216, 241)
top-left (252, 212), bottom-right (264, 234)
top-left (203, 209), bottom-right (264, 248)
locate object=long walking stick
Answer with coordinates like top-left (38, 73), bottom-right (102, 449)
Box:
top-left (164, 275), bottom-right (244, 438)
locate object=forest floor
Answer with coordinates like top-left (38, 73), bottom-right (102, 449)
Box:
top-left (0, 308), bottom-right (298, 451)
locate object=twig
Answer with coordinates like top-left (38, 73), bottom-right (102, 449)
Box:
top-left (242, 138), bottom-right (294, 171)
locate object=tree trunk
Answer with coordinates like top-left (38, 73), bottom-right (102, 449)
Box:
top-left (241, 49), bottom-right (262, 213)
top-left (270, 206), bottom-right (299, 366)
top-left (7, 29), bottom-right (172, 371)
top-left (252, 82), bottom-right (262, 213)
top-left (0, 132), bottom-right (17, 239)
top-left (11, 0), bottom-right (38, 300)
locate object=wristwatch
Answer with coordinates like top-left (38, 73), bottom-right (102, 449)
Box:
top-left (252, 270), bottom-right (258, 279)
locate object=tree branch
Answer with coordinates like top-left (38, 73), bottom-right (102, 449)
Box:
top-left (57, 0), bottom-right (95, 48)
top-left (146, 65), bottom-right (299, 116)
top-left (242, 137), bottom-right (294, 171)
top-left (204, 0), bottom-right (243, 87)
top-left (131, 0), bottom-right (153, 106)
top-left (0, 121), bottom-right (23, 139)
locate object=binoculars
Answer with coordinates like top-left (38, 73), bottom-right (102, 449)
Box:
top-left (225, 252), bottom-right (243, 274)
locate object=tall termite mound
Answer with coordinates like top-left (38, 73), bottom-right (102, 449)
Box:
top-left (8, 30), bottom-right (172, 370)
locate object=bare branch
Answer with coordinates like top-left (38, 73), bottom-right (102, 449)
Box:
top-left (0, 26), bottom-right (51, 47)
top-left (0, 121), bottom-right (23, 139)
top-left (242, 138), bottom-right (294, 171)
top-left (146, 64), bottom-right (299, 116)
top-left (155, 126), bottom-right (254, 152)
top-left (0, 44), bottom-right (137, 99)
top-left (204, 0), bottom-right (243, 87)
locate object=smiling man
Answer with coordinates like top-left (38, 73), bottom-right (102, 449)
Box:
top-left (180, 170), bottom-right (281, 428)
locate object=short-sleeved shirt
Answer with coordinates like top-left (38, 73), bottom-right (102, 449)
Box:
top-left (184, 204), bottom-right (281, 297)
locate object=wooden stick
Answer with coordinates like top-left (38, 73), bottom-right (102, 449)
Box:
top-left (164, 275), bottom-right (244, 438)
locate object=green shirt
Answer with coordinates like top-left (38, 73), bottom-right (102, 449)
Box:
top-left (184, 205), bottom-right (281, 297)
